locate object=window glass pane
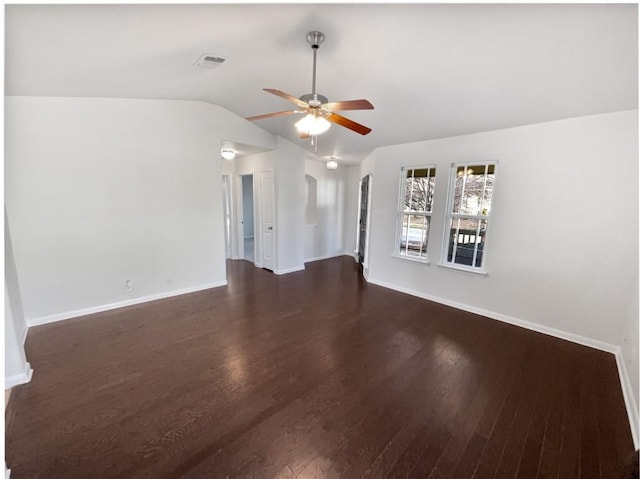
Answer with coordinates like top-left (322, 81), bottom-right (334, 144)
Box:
top-left (412, 176), bottom-right (428, 211)
top-left (447, 218), bottom-right (487, 267)
top-left (482, 173), bottom-right (495, 215)
top-left (426, 176), bottom-right (435, 212)
top-left (459, 167), bottom-right (484, 215)
top-left (404, 168), bottom-right (433, 213)
top-left (400, 213), bottom-right (410, 256)
top-left (453, 164), bottom-right (495, 216)
top-left (453, 168), bottom-right (465, 214)
top-left (403, 175), bottom-right (413, 212)
top-left (400, 213), bottom-right (429, 259)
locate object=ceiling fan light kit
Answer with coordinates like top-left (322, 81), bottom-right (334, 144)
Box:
top-left (326, 157), bottom-right (338, 170)
top-left (221, 149), bottom-right (236, 160)
top-left (246, 31), bottom-right (374, 148)
top-left (295, 113), bottom-right (331, 136)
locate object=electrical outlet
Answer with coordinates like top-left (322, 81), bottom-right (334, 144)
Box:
top-left (125, 280), bottom-right (132, 292)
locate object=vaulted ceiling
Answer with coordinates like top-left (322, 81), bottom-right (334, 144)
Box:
top-left (5, 3), bottom-right (638, 164)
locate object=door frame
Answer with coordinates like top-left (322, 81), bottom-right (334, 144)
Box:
top-left (259, 169), bottom-right (276, 271)
top-left (355, 173), bottom-right (372, 272)
top-left (222, 174), bottom-right (232, 259)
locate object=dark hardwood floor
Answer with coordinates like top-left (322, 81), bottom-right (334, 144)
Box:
top-left (6, 256), bottom-right (636, 478)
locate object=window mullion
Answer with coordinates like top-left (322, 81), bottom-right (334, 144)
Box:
top-left (479, 163), bottom-right (488, 215)
top-left (471, 218), bottom-right (482, 267)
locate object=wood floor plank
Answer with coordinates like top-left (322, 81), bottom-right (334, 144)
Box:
top-left (5, 257), bottom-right (635, 478)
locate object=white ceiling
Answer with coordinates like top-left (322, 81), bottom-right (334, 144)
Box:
top-left (5, 3), bottom-right (638, 164)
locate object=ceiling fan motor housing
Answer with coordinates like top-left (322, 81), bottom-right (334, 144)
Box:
top-left (299, 93), bottom-right (328, 106)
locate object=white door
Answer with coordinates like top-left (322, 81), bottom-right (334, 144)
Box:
top-left (260, 170), bottom-right (275, 271)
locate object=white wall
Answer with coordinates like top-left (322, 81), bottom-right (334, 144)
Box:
top-left (5, 96), bottom-right (275, 324)
top-left (4, 212), bottom-right (27, 342)
top-left (342, 165), bottom-right (360, 259)
top-left (5, 212), bottom-right (31, 388)
top-left (363, 109), bottom-right (639, 439)
top-left (5, 284), bottom-right (32, 389)
top-left (621, 266), bottom-right (639, 442)
top-left (273, 137), bottom-right (306, 274)
top-left (303, 159), bottom-right (352, 262)
top-left (365, 110), bottom-right (637, 347)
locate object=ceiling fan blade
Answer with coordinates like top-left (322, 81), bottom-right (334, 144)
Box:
top-left (323, 99), bottom-right (374, 111)
top-left (246, 110), bottom-right (298, 121)
top-left (264, 88), bottom-right (308, 108)
top-left (326, 113), bottom-right (372, 135)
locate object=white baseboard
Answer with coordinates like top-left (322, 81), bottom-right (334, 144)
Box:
top-left (367, 277), bottom-right (617, 353)
top-left (5, 363), bottom-right (33, 390)
top-left (366, 276), bottom-right (639, 448)
top-left (614, 350), bottom-right (640, 450)
top-left (273, 265), bottom-right (305, 275)
top-left (26, 281), bottom-right (227, 328)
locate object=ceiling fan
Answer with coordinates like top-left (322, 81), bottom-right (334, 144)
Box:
top-left (246, 31), bottom-right (374, 142)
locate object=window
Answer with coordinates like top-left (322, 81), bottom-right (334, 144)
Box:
top-left (443, 163), bottom-right (496, 271)
top-left (396, 167), bottom-right (436, 261)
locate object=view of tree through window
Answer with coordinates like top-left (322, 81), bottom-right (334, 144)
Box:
top-left (397, 167), bottom-right (436, 260)
top-left (445, 163), bottom-right (495, 269)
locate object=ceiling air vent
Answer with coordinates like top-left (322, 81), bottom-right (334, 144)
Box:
top-left (194, 54), bottom-right (227, 69)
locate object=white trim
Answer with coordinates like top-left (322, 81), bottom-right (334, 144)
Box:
top-left (614, 350), bottom-right (640, 450)
top-left (437, 262), bottom-right (488, 276)
top-left (26, 281), bottom-right (227, 328)
top-left (304, 252), bottom-right (351, 264)
top-left (441, 161), bottom-right (497, 270)
top-left (365, 276), bottom-right (640, 448)
top-left (273, 265), bottom-right (305, 275)
top-left (393, 253), bottom-right (430, 265)
top-left (395, 165), bottom-right (436, 264)
top-left (5, 363), bottom-right (33, 390)
top-left (367, 277), bottom-right (616, 352)
top-left (19, 326), bottom-right (28, 346)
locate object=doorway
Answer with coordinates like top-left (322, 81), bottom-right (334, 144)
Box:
top-left (240, 174), bottom-right (255, 263)
top-left (357, 174), bottom-right (370, 265)
top-left (222, 175), bottom-right (232, 259)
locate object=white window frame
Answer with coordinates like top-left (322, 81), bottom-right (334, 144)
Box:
top-left (394, 165), bottom-right (436, 263)
top-left (440, 161), bottom-right (497, 275)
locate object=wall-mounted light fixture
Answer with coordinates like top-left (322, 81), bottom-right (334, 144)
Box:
top-left (326, 155), bottom-right (338, 170)
top-left (221, 149), bottom-right (236, 160)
